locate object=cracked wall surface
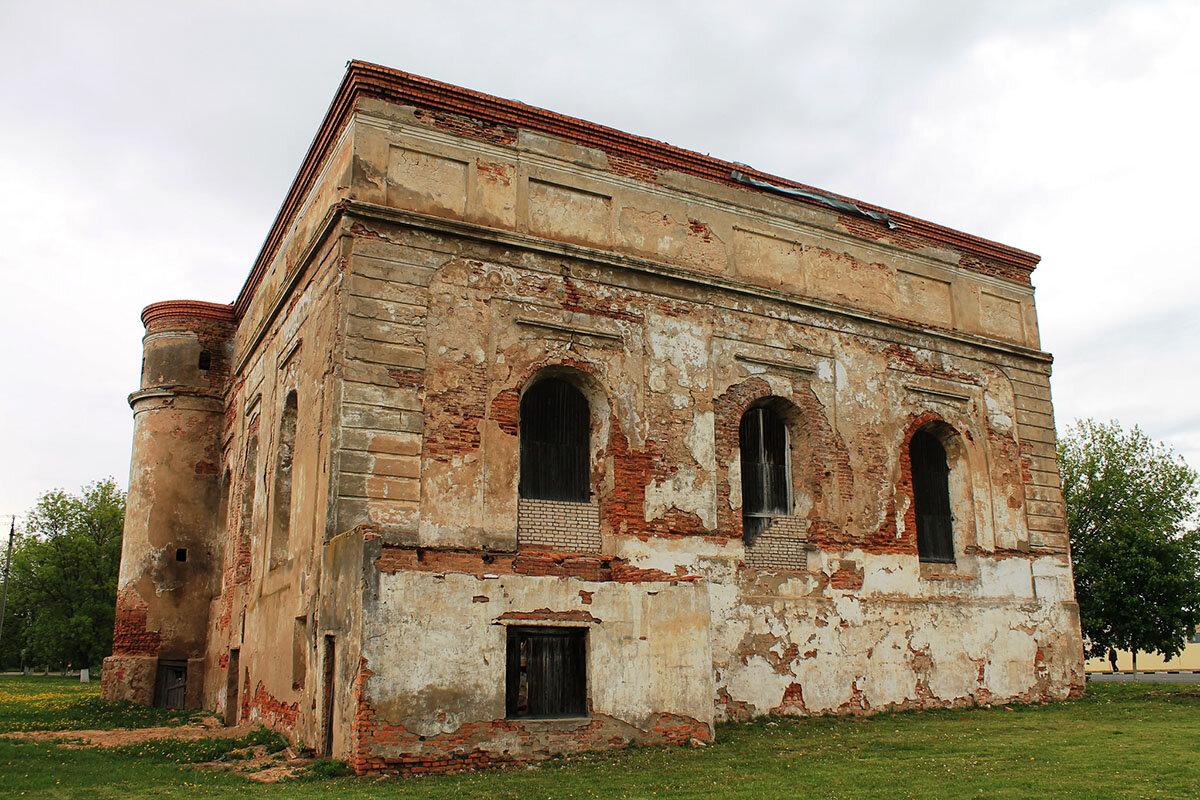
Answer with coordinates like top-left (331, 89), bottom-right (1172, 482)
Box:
top-left (105, 63), bottom-right (1083, 775)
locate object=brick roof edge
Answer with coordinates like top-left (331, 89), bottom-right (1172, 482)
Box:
top-left (142, 300), bottom-right (237, 329)
top-left (232, 60), bottom-right (1042, 318)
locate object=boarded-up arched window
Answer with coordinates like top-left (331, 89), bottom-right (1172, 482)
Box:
top-left (270, 391), bottom-right (298, 570)
top-left (910, 429), bottom-right (955, 563)
top-left (519, 378), bottom-right (590, 502)
top-left (740, 405), bottom-right (791, 538)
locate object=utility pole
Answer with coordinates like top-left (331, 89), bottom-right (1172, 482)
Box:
top-left (0, 516), bottom-right (13, 655)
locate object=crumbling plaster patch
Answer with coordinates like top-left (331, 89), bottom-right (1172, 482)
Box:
top-left (362, 571), bottom-right (713, 738)
top-left (712, 592), bottom-right (1072, 718)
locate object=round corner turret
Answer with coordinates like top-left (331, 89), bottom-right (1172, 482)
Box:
top-left (136, 300), bottom-right (236, 397)
top-left (104, 299), bottom-right (237, 709)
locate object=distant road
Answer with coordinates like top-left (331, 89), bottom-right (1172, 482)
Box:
top-left (1088, 671), bottom-right (1200, 683)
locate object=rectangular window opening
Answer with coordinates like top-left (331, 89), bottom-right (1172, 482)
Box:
top-left (505, 627), bottom-right (587, 719)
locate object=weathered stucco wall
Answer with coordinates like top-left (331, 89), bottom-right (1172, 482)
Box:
top-left (107, 63), bottom-right (1083, 775)
top-left (352, 538), bottom-right (713, 771)
top-left (324, 98), bottom-right (1081, 768)
top-left (207, 233), bottom-right (348, 746)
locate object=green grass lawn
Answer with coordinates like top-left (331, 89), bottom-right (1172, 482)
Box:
top-left (0, 675), bottom-right (207, 732)
top-left (1, 675), bottom-right (1198, 799)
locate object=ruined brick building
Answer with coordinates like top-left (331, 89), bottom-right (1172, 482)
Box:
top-left (102, 61), bottom-right (1085, 772)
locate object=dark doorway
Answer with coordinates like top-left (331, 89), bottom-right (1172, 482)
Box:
top-left (225, 649), bottom-right (240, 725)
top-left (154, 660), bottom-right (187, 710)
top-left (321, 636), bottom-right (336, 757)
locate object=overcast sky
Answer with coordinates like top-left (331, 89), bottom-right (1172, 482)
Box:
top-left (1, 0), bottom-right (1197, 519)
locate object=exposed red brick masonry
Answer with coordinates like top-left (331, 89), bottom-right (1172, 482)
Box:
top-left (374, 545), bottom-right (698, 584)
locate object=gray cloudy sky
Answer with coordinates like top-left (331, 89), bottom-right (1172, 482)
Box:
top-left (2, 0), bottom-right (1197, 518)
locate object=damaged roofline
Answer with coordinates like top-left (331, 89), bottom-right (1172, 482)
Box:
top-left (730, 171), bottom-right (894, 229)
top-left (231, 60), bottom-right (1042, 320)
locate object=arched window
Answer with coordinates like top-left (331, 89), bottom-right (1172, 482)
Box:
top-left (519, 378), bottom-right (590, 502)
top-left (213, 466), bottom-right (231, 578)
top-left (236, 434), bottom-right (258, 584)
top-left (240, 437), bottom-right (259, 535)
top-left (910, 429), bottom-right (954, 563)
top-left (270, 391), bottom-right (298, 569)
top-left (739, 405), bottom-right (791, 538)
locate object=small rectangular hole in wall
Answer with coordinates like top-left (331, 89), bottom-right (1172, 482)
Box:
top-left (175, 548), bottom-right (188, 562)
top-left (198, 350), bottom-right (212, 371)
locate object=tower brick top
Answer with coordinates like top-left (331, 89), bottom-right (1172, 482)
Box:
top-left (141, 300), bottom-right (236, 330)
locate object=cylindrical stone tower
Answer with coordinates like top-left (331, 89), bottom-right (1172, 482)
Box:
top-left (101, 300), bottom-right (235, 708)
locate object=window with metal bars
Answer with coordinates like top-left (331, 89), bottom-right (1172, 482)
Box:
top-left (505, 627), bottom-right (587, 718)
top-left (739, 405), bottom-right (792, 538)
top-left (519, 378), bottom-right (591, 502)
top-left (910, 429), bottom-right (955, 563)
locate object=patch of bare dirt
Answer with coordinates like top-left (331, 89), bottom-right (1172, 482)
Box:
top-left (2, 719), bottom-right (247, 746)
top-left (194, 744), bottom-right (316, 783)
top-left (2, 721), bottom-right (317, 783)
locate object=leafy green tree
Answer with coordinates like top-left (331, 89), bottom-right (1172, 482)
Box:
top-left (0, 480), bottom-right (125, 670)
top-left (1059, 419), bottom-right (1200, 674)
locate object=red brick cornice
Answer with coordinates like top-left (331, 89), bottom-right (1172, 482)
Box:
top-left (232, 60), bottom-right (1041, 318)
top-left (141, 300), bottom-right (236, 329)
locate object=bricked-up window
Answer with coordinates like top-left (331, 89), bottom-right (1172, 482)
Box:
top-left (506, 626), bottom-right (587, 718)
top-left (740, 406), bottom-right (791, 538)
top-left (217, 467), bottom-right (230, 534)
top-left (292, 616), bottom-right (307, 691)
top-left (519, 378), bottom-right (590, 502)
top-left (239, 435), bottom-right (259, 543)
top-left (269, 392), bottom-right (298, 570)
top-left (911, 429), bottom-right (955, 563)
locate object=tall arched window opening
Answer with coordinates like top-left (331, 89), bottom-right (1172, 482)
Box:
top-left (213, 466), bottom-right (231, 582)
top-left (270, 391), bottom-right (298, 570)
top-left (519, 378), bottom-right (590, 502)
top-left (739, 405), bottom-right (791, 538)
top-left (237, 435), bottom-right (258, 584)
top-left (239, 438), bottom-right (258, 535)
top-left (910, 429), bottom-right (954, 563)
